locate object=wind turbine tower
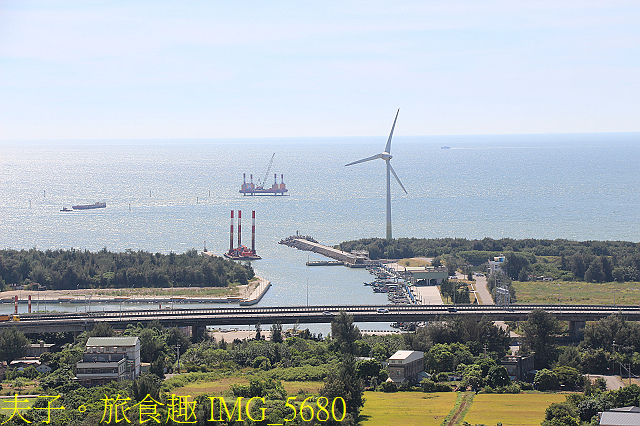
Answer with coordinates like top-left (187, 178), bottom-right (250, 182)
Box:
top-left (345, 109), bottom-right (407, 240)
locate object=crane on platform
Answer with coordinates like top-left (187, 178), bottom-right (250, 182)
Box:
top-left (257, 153), bottom-right (276, 189)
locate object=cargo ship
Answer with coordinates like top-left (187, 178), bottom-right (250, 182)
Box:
top-left (240, 173), bottom-right (288, 196)
top-left (72, 202), bottom-right (106, 210)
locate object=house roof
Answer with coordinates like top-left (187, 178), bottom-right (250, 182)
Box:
top-left (86, 337), bottom-right (139, 347)
top-left (389, 350), bottom-right (424, 364)
top-left (600, 411), bottom-right (640, 425)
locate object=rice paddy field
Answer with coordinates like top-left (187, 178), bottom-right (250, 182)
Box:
top-left (360, 391), bottom-right (458, 426)
top-left (463, 393), bottom-right (567, 426)
top-left (169, 374), bottom-right (567, 425)
top-left (513, 280), bottom-right (640, 305)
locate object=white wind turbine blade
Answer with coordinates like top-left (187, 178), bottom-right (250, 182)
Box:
top-left (384, 108), bottom-right (400, 154)
top-left (389, 162), bottom-right (407, 194)
top-left (345, 153), bottom-right (383, 167)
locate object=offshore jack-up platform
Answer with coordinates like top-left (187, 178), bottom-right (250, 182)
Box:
top-left (224, 210), bottom-right (262, 260)
top-left (240, 173), bottom-right (288, 196)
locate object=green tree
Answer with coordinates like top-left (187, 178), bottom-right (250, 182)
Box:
top-left (166, 327), bottom-right (191, 353)
top-left (461, 364), bottom-right (484, 392)
top-left (139, 328), bottom-right (164, 363)
top-left (320, 312), bottom-right (364, 425)
top-left (534, 368), bottom-right (560, 391)
top-left (271, 322), bottom-right (283, 343)
top-left (331, 312), bottom-right (361, 356)
top-left (0, 328), bottom-right (29, 363)
top-left (522, 309), bottom-right (561, 368)
top-left (554, 366), bottom-right (582, 390)
top-left (426, 344), bottom-right (455, 373)
top-left (87, 322), bottom-right (114, 338)
top-left (356, 358), bottom-right (382, 380)
top-left (585, 257), bottom-right (605, 283)
top-left (541, 402), bottom-right (579, 426)
top-left (556, 346), bottom-right (582, 370)
top-left (132, 373), bottom-right (162, 401)
top-left (255, 322), bottom-right (262, 340)
top-left (504, 252), bottom-right (531, 280)
top-left (487, 365), bottom-right (510, 388)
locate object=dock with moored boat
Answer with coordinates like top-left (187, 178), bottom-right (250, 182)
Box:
top-left (279, 235), bottom-right (377, 268)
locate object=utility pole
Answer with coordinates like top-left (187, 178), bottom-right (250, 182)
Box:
top-left (175, 344), bottom-right (181, 373)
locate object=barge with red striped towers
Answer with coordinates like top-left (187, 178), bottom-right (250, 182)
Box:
top-left (224, 210), bottom-right (262, 260)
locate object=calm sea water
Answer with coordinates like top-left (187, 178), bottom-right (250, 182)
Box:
top-left (1, 133), bottom-right (639, 320)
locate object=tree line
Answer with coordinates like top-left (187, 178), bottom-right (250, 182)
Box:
top-left (339, 237), bottom-right (640, 282)
top-left (0, 248), bottom-right (254, 290)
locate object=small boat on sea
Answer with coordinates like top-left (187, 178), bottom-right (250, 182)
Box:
top-left (72, 202), bottom-right (106, 210)
top-left (60, 207), bottom-right (72, 212)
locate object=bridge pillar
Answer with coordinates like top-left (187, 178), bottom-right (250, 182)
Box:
top-left (192, 325), bottom-right (206, 342)
top-left (569, 321), bottom-right (586, 341)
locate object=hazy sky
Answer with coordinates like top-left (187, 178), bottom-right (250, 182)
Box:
top-left (1, 1), bottom-right (638, 140)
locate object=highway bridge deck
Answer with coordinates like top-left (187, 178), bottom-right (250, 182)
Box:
top-left (2, 304), bottom-right (639, 334)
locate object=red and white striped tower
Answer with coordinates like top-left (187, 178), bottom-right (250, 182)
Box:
top-left (251, 211), bottom-right (256, 255)
top-left (229, 210), bottom-right (234, 253)
top-left (28, 295), bottom-right (31, 313)
top-left (238, 210), bottom-right (242, 248)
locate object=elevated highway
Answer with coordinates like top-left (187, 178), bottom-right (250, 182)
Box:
top-left (2, 304), bottom-right (639, 335)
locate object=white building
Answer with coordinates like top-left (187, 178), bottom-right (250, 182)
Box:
top-left (387, 350), bottom-right (424, 384)
top-left (76, 336), bottom-right (141, 387)
top-left (488, 255), bottom-right (506, 275)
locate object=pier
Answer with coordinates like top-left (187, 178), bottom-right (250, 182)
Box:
top-left (279, 235), bottom-right (376, 267)
top-left (306, 260), bottom-right (343, 266)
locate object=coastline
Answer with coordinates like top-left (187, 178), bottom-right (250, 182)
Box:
top-left (0, 277), bottom-right (271, 306)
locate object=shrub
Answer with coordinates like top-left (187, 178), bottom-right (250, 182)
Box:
top-left (380, 381), bottom-right (398, 392)
top-left (516, 381), bottom-right (534, 391)
top-left (481, 385), bottom-right (494, 394)
top-left (399, 381), bottom-right (412, 391)
top-left (420, 378), bottom-right (436, 392)
top-left (434, 382), bottom-right (453, 392)
top-left (502, 383), bottom-right (521, 394)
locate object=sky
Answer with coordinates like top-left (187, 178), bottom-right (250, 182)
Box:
top-left (1, 1), bottom-right (639, 140)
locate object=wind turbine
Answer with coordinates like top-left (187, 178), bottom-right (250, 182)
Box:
top-left (345, 109), bottom-right (407, 240)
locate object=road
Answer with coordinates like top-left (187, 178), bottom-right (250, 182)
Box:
top-left (473, 275), bottom-right (494, 305)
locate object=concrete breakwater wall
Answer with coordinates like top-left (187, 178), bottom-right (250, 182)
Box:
top-left (279, 235), bottom-right (374, 266)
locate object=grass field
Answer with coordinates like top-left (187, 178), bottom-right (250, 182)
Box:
top-left (170, 377), bottom-right (324, 397)
top-left (513, 280), bottom-right (640, 305)
top-left (0, 396), bottom-right (37, 410)
top-left (360, 391), bottom-right (458, 426)
top-left (463, 393), bottom-right (567, 426)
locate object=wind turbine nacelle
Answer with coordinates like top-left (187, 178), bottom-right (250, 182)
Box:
top-left (381, 152), bottom-right (392, 160)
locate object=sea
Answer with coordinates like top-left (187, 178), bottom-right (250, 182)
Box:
top-left (1, 132), bottom-right (639, 331)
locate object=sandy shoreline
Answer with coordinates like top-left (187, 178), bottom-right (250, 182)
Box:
top-left (0, 277), bottom-right (268, 303)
